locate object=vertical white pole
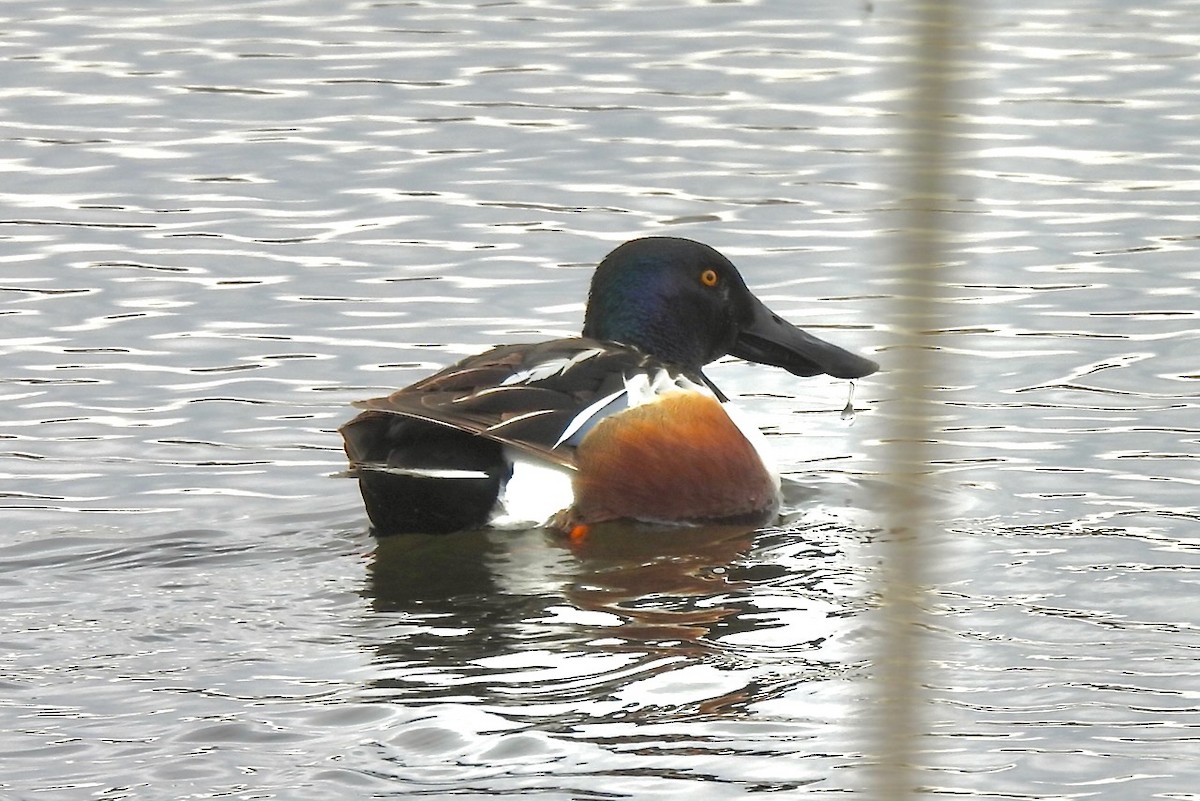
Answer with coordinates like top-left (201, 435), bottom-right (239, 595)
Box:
top-left (873, 1), bottom-right (959, 798)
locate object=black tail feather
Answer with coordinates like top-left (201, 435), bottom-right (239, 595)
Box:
top-left (343, 413), bottom-right (509, 536)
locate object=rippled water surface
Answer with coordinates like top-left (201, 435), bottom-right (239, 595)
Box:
top-left (3, 1), bottom-right (1198, 799)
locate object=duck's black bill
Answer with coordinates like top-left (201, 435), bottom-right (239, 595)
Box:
top-left (731, 297), bottom-right (879, 379)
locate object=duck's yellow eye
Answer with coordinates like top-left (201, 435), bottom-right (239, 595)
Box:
top-left (700, 268), bottom-right (719, 287)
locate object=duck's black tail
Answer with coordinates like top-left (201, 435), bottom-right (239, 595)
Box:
top-left (341, 412), bottom-right (509, 535)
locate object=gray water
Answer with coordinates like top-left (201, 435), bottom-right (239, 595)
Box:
top-left (3, 1), bottom-right (1198, 799)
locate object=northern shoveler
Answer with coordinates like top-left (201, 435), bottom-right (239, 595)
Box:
top-left (340, 237), bottom-right (878, 537)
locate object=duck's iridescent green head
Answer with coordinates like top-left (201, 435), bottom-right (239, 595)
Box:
top-left (582, 236), bottom-right (878, 379)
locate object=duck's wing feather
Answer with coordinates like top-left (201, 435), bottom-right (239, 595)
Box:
top-left (345, 338), bottom-right (698, 468)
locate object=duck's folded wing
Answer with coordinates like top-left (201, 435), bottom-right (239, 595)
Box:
top-left (344, 338), bottom-right (691, 468)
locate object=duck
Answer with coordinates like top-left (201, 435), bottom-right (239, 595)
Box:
top-left (340, 236), bottom-right (878, 538)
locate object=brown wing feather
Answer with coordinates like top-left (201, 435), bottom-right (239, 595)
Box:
top-left (346, 338), bottom-right (686, 468)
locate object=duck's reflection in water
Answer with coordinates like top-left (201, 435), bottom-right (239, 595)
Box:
top-left (364, 522), bottom-right (776, 654)
top-left (556, 521), bottom-right (763, 643)
top-left (360, 512), bottom-right (858, 732)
